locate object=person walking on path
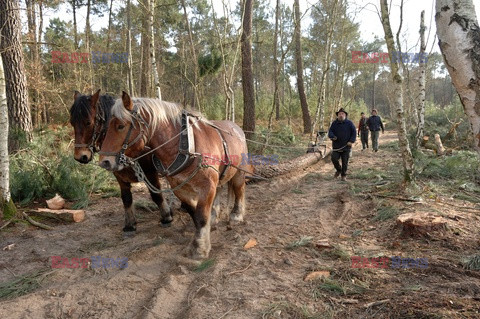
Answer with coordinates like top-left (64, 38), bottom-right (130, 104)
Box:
top-left (328, 108), bottom-right (356, 182)
top-left (358, 112), bottom-right (369, 150)
top-left (366, 109), bottom-right (384, 152)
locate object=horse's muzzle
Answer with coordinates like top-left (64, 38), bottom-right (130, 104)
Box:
top-left (99, 157), bottom-right (121, 171)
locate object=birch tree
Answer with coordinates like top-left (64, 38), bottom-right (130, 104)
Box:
top-left (415, 10), bottom-right (427, 149)
top-left (150, 0), bottom-right (161, 99)
top-left (0, 58), bottom-right (17, 221)
top-left (435, 0), bottom-right (480, 155)
top-left (311, 0), bottom-right (339, 138)
top-left (380, 0), bottom-right (415, 183)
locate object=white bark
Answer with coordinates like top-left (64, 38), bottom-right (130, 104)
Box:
top-left (415, 10), bottom-right (427, 149)
top-left (435, 0), bottom-right (480, 154)
top-left (380, 0), bottom-right (415, 182)
top-left (149, 0), bottom-right (162, 99)
top-left (0, 58), bottom-right (10, 203)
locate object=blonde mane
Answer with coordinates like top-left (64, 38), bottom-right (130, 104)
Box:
top-left (112, 97), bottom-right (207, 138)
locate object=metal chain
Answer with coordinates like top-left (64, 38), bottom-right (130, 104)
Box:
top-left (131, 155), bottom-right (215, 194)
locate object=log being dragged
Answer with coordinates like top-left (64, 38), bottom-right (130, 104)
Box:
top-left (251, 145), bottom-right (332, 180)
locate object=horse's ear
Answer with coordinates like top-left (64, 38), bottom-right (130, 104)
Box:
top-left (91, 89), bottom-right (101, 111)
top-left (122, 91), bottom-right (133, 111)
top-left (74, 91), bottom-right (81, 100)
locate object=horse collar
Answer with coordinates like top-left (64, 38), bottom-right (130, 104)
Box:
top-left (153, 109), bottom-right (196, 176)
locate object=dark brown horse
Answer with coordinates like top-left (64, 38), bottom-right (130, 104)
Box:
top-left (69, 89), bottom-right (173, 232)
top-left (98, 92), bottom-right (251, 259)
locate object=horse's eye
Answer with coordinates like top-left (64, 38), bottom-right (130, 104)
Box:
top-left (86, 121), bottom-right (92, 126)
top-left (118, 124), bottom-right (125, 130)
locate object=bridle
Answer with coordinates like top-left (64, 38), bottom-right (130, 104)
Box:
top-left (98, 106), bottom-right (149, 167)
top-left (74, 102), bottom-right (107, 154)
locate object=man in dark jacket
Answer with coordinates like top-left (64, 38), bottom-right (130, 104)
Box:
top-left (358, 112), bottom-right (369, 150)
top-left (366, 109), bottom-right (384, 152)
top-left (328, 108), bottom-right (356, 181)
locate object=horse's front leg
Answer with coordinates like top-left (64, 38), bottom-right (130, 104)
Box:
top-left (115, 175), bottom-right (136, 232)
top-left (145, 171), bottom-right (173, 227)
top-left (188, 184), bottom-right (216, 259)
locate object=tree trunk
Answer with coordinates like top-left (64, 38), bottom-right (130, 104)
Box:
top-left (0, 58), bottom-right (17, 221)
top-left (273, 0), bottom-right (281, 121)
top-left (181, 0), bottom-right (200, 109)
top-left (139, 0), bottom-right (150, 96)
top-left (71, 0), bottom-right (78, 49)
top-left (26, 0), bottom-right (39, 128)
top-left (253, 147), bottom-right (332, 180)
top-left (106, 0), bottom-right (114, 50)
top-left (0, 0), bottom-right (33, 151)
top-left (311, 0), bottom-right (339, 138)
top-left (380, 0), bottom-right (415, 183)
top-left (435, 0), bottom-right (480, 155)
top-left (126, 0), bottom-right (134, 95)
top-left (294, 0), bottom-right (311, 134)
top-left (150, 0), bottom-right (162, 99)
top-left (415, 10), bottom-right (427, 149)
top-left (241, 0), bottom-right (255, 140)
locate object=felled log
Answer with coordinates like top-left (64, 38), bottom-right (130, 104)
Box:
top-left (434, 134), bottom-right (446, 156)
top-left (28, 208), bottom-right (85, 223)
top-left (253, 145), bottom-right (332, 180)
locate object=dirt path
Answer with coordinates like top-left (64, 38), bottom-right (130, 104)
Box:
top-left (1, 131), bottom-right (480, 319)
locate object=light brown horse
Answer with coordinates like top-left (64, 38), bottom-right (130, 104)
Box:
top-left (70, 90), bottom-right (173, 233)
top-left (98, 92), bottom-right (250, 259)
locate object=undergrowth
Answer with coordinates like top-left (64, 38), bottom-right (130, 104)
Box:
top-left (9, 127), bottom-right (118, 207)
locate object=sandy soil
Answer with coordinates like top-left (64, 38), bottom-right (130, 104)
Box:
top-left (1, 131), bottom-right (480, 319)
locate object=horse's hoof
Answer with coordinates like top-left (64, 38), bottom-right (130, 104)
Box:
top-left (160, 220), bottom-right (173, 228)
top-left (123, 225), bottom-right (136, 232)
top-left (123, 231), bottom-right (136, 238)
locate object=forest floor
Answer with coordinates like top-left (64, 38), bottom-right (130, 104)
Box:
top-left (1, 131), bottom-right (480, 319)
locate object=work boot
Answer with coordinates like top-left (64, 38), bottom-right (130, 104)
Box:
top-left (334, 171), bottom-right (341, 179)
top-left (341, 175), bottom-right (347, 182)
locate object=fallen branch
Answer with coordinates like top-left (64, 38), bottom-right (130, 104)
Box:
top-left (0, 219), bottom-right (13, 230)
top-left (364, 299), bottom-right (390, 308)
top-left (371, 194), bottom-right (422, 202)
top-left (225, 261), bottom-right (253, 276)
top-left (22, 212), bottom-right (54, 230)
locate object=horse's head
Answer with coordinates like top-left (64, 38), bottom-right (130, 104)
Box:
top-left (98, 91), bottom-right (147, 171)
top-left (69, 89), bottom-right (101, 163)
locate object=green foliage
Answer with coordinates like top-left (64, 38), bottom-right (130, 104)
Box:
top-left (194, 258), bottom-right (215, 272)
top-left (0, 269), bottom-right (52, 300)
top-left (463, 254), bottom-right (480, 270)
top-left (198, 50), bottom-right (222, 77)
top-left (1, 197), bottom-right (18, 220)
top-left (420, 103), bottom-right (470, 147)
top-left (9, 127), bottom-right (118, 206)
top-left (416, 151), bottom-right (480, 181)
top-left (372, 205), bottom-right (399, 222)
top-left (286, 236), bottom-right (313, 250)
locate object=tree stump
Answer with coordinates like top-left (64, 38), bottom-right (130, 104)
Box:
top-left (397, 212), bottom-right (448, 236)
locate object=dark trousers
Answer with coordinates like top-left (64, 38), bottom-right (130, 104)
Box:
top-left (371, 130), bottom-right (380, 151)
top-left (331, 150), bottom-right (350, 177)
top-left (360, 130), bottom-right (369, 149)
